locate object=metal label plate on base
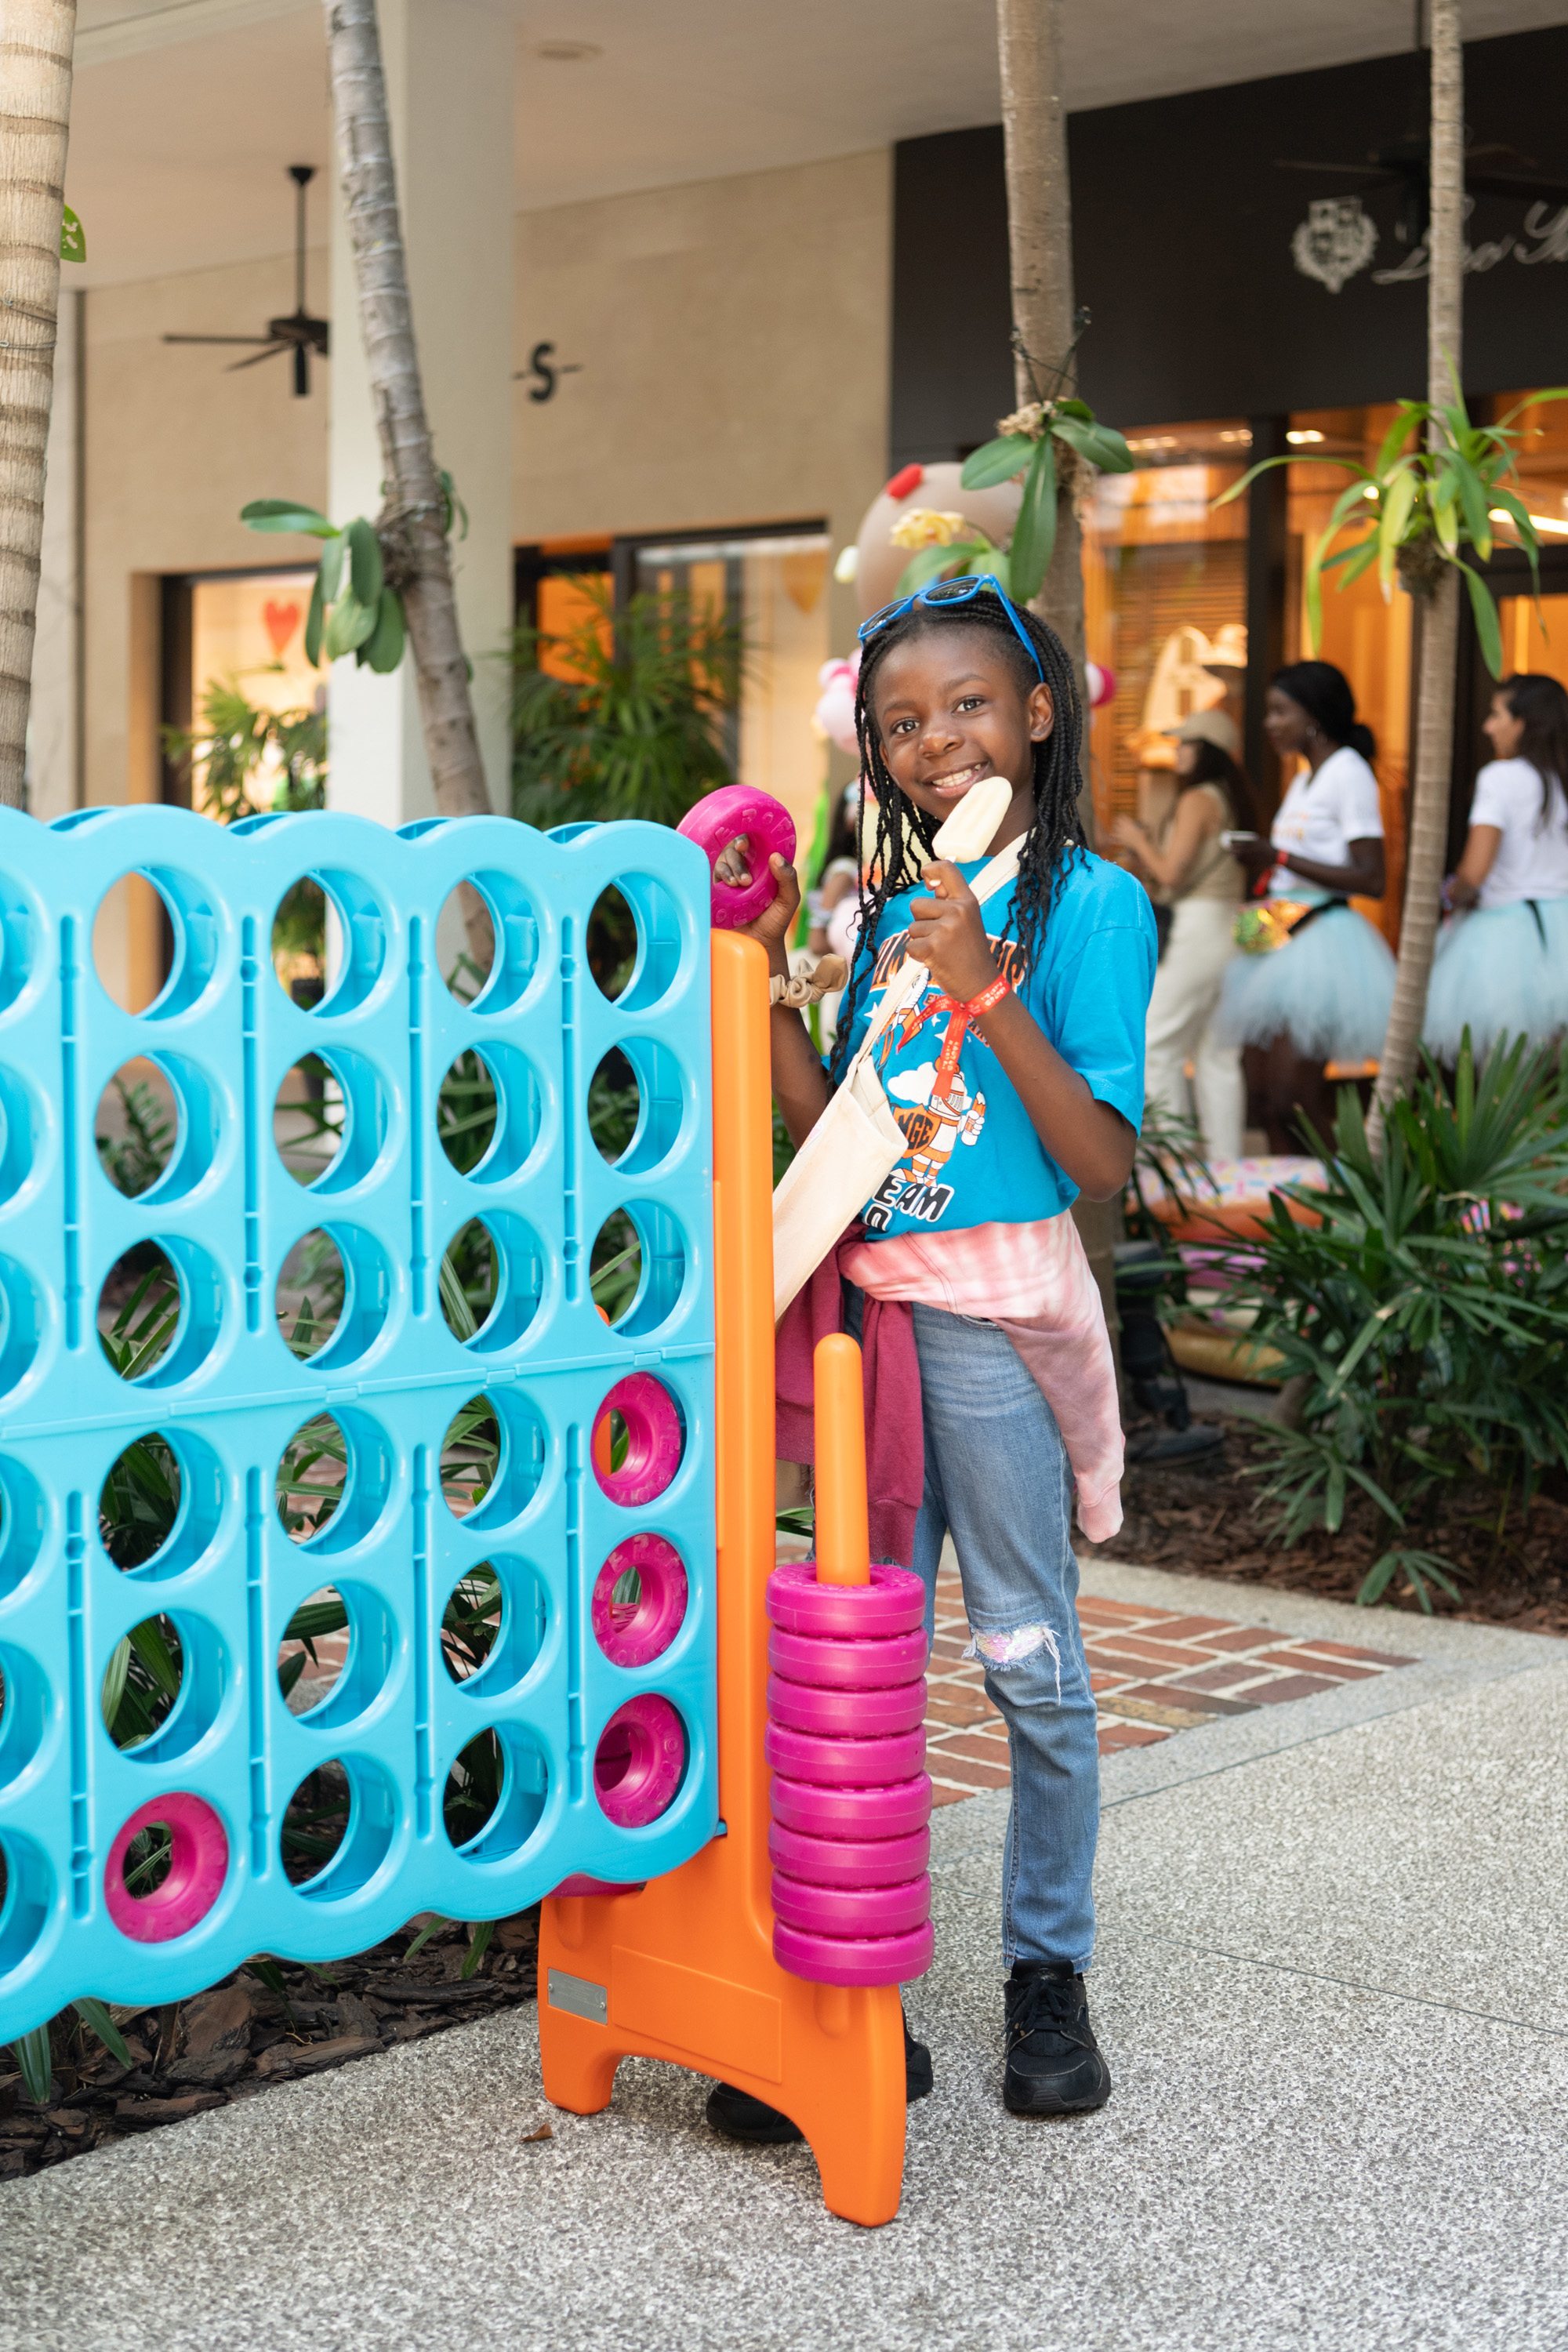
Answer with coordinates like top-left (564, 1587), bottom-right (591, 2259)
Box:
top-left (547, 1968), bottom-right (609, 2024)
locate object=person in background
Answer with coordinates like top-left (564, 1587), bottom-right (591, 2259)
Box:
top-left (1425, 672), bottom-right (1568, 1059)
top-left (804, 780), bottom-right (869, 1044)
top-left (1215, 660), bottom-right (1394, 1152)
top-left (1114, 710), bottom-right (1254, 1160)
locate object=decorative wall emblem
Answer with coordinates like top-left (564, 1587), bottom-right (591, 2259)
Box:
top-left (1290, 197), bottom-right (1379, 293)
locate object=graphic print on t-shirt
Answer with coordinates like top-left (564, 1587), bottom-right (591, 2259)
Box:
top-left (860, 928), bottom-right (1025, 1229)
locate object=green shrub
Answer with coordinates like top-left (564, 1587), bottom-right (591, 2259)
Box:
top-left (1237, 1036), bottom-right (1568, 1608)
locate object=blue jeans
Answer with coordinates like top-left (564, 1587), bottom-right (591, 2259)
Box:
top-left (855, 1295), bottom-right (1101, 1972)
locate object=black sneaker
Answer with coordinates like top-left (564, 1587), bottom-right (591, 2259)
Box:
top-left (1003, 1962), bottom-right (1111, 2117)
top-left (705, 2016), bottom-right (932, 2143)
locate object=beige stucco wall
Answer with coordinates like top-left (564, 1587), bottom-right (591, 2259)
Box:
top-left (512, 146), bottom-right (891, 609)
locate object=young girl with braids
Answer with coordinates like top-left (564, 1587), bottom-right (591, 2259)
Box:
top-left (706, 577), bottom-right (1156, 2140)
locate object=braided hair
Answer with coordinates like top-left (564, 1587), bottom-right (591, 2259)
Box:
top-left (829, 593), bottom-right (1087, 1079)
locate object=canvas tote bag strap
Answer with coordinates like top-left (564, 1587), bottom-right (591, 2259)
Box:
top-left (848, 837), bottom-right (1023, 1074)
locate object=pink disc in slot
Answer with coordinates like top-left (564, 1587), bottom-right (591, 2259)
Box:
top-left (550, 1875), bottom-right (646, 1898)
top-left (773, 1918), bottom-right (935, 1988)
top-left (771, 1871), bottom-right (931, 1940)
top-left (766, 1673), bottom-right (926, 1740)
top-left (593, 1374), bottom-right (683, 1507)
top-left (768, 1624), bottom-right (929, 1690)
top-left (593, 1694), bottom-right (687, 1828)
top-left (591, 1534), bottom-right (688, 1667)
top-left (766, 1560), bottom-right (925, 1640)
top-left (764, 1720), bottom-right (926, 1788)
top-left (104, 1792), bottom-right (228, 1944)
top-left (768, 1772), bottom-right (933, 1842)
top-left (677, 786), bottom-right (797, 931)
top-left (768, 1820), bottom-right (931, 1889)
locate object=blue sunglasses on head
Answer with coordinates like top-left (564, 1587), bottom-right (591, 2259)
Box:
top-left (857, 572), bottom-right (1045, 684)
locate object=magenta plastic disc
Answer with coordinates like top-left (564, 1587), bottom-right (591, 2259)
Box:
top-left (773, 1918), bottom-right (935, 1988)
top-left (768, 1821), bottom-right (931, 1889)
top-left (550, 1874), bottom-right (646, 1898)
top-left (764, 1720), bottom-right (925, 1788)
top-left (104, 1792), bottom-right (229, 1944)
top-left (592, 1374), bottom-right (684, 1507)
top-left (766, 1673), bottom-right (926, 1740)
top-left (768, 1624), bottom-right (929, 1690)
top-left (769, 1771), bottom-right (933, 1841)
top-left (591, 1534), bottom-right (688, 1667)
top-left (677, 786), bottom-right (797, 930)
top-left (772, 1871), bottom-right (931, 1939)
top-left (593, 1694), bottom-right (687, 1827)
top-left (766, 1560), bottom-right (926, 1640)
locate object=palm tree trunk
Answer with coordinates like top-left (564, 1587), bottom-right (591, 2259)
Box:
top-left (995, 0), bottom-right (1121, 1356)
top-left (1371, 0), bottom-right (1464, 1138)
top-left (0, 1), bottom-right (75, 811)
top-left (995, 0), bottom-right (1084, 695)
top-left (325, 0), bottom-right (490, 822)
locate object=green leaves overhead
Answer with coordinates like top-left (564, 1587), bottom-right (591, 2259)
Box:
top-left (957, 394), bottom-right (1133, 606)
top-left (241, 496), bottom-right (430, 677)
top-left (1217, 383), bottom-right (1568, 678)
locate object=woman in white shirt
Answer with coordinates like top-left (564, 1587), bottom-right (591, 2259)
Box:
top-left (1425, 673), bottom-right (1568, 1060)
top-left (1216, 662), bottom-right (1395, 1150)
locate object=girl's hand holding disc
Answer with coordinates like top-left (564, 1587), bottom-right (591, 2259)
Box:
top-left (713, 836), bottom-right (801, 949)
top-left (910, 861), bottom-right (1000, 1000)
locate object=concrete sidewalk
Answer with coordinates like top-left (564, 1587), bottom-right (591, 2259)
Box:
top-left (5, 1563), bottom-right (1566, 2352)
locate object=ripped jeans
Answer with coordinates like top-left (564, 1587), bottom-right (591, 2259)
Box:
top-left (906, 1301), bottom-right (1100, 1973)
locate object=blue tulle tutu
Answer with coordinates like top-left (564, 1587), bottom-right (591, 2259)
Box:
top-left (1215, 904), bottom-right (1395, 1059)
top-left (1424, 896), bottom-right (1568, 1059)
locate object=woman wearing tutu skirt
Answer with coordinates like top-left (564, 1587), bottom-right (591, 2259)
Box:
top-left (1216, 662), bottom-right (1395, 1149)
top-left (1425, 673), bottom-right (1568, 1062)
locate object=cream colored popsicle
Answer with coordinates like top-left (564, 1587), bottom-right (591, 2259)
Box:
top-left (931, 772), bottom-right (1014, 862)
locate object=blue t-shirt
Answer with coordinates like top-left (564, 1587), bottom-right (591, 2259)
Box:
top-left (838, 848), bottom-right (1156, 1237)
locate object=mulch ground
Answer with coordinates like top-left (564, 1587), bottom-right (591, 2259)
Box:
top-left (1091, 1410), bottom-right (1568, 1639)
top-left (0, 1907), bottom-right (538, 2181)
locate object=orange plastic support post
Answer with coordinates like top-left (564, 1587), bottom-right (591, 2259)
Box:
top-left (536, 931), bottom-right (907, 2227)
top-left (812, 1334), bottom-right (870, 1585)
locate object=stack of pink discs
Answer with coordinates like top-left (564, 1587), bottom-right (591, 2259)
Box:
top-left (763, 1559), bottom-right (935, 1986)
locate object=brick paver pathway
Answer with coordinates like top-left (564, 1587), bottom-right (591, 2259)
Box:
top-left (924, 1564), bottom-right (1414, 1806)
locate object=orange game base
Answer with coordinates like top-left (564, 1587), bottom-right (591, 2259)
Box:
top-left (537, 932), bottom-right (910, 2227)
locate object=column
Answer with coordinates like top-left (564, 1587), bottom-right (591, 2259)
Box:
top-left (328, 0), bottom-right (515, 829)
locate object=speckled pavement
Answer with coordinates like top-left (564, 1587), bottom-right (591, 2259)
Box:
top-left (4, 1561), bottom-right (1566, 2352)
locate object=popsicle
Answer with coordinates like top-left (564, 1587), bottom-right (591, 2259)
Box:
top-left (931, 772), bottom-right (1013, 862)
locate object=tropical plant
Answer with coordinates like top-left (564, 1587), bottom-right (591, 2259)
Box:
top-left (510, 579), bottom-right (742, 829)
top-left (1235, 1035), bottom-right (1568, 1610)
top-left (0, 0), bottom-right (77, 808)
top-left (890, 510), bottom-right (1012, 600)
top-left (163, 678), bottom-right (328, 822)
top-left (238, 501), bottom-right (412, 677)
top-left (958, 390), bottom-right (1132, 610)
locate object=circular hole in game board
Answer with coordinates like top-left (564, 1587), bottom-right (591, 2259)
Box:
top-left (282, 1755), bottom-right (397, 1899)
top-left (441, 1391), bottom-right (546, 1530)
top-left (97, 1237), bottom-right (222, 1389)
top-left (274, 1049), bottom-right (387, 1194)
top-left (276, 1582), bottom-right (350, 1711)
top-left (442, 1726), bottom-right (549, 1862)
top-left (593, 1697), bottom-right (688, 1828)
top-left (588, 873), bottom-right (684, 1011)
top-left (0, 1457), bottom-right (45, 1601)
top-left (0, 878), bottom-right (35, 1018)
top-left (0, 1646), bottom-right (46, 1790)
top-left (276, 1409), bottom-right (392, 1555)
top-left (590, 1040), bottom-right (687, 1174)
top-left (100, 1614), bottom-right (183, 1752)
top-left (0, 1831), bottom-right (52, 1976)
top-left (0, 1258), bottom-right (41, 1399)
top-left (95, 1055), bottom-right (218, 1204)
top-left (437, 1044), bottom-right (540, 1184)
top-left (98, 1426), bottom-right (223, 1581)
top-left (92, 869), bottom-right (221, 1019)
top-left (271, 869), bottom-right (386, 1018)
top-left (438, 1214), bottom-right (544, 1352)
top-left (441, 1556), bottom-right (547, 1693)
top-left (0, 1065), bottom-right (38, 1209)
top-left (591, 1536), bottom-right (688, 1669)
top-left (439, 873), bottom-right (540, 1014)
top-left (590, 1203), bottom-right (688, 1338)
top-left (278, 1224), bottom-right (389, 1371)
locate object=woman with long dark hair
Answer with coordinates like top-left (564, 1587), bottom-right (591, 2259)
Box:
top-left (1425, 671), bottom-right (1568, 1058)
top-left (1216, 659), bottom-right (1395, 1149)
top-left (1115, 713), bottom-right (1258, 1159)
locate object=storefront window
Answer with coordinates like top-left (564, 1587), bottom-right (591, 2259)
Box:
top-left (1081, 422), bottom-right (1250, 844)
top-left (1486, 390), bottom-right (1568, 689)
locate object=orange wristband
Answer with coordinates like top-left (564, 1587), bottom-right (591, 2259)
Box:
top-left (964, 975), bottom-right (1011, 1019)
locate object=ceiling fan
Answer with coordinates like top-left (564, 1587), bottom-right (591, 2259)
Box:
top-left (1276, 2), bottom-right (1568, 251)
top-left (163, 165), bottom-right (329, 397)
